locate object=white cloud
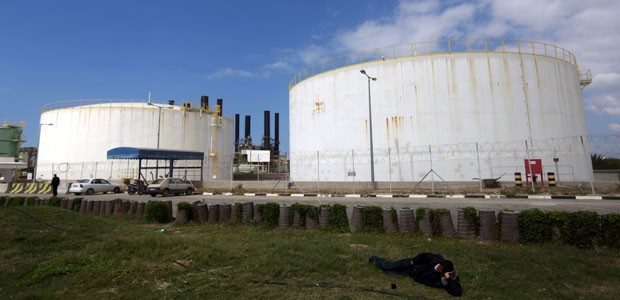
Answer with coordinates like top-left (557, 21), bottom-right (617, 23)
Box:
top-left (333, 0), bottom-right (477, 52)
top-left (320, 0), bottom-right (620, 132)
top-left (610, 123), bottom-right (620, 133)
top-left (590, 73), bottom-right (620, 90)
top-left (207, 68), bottom-right (255, 79)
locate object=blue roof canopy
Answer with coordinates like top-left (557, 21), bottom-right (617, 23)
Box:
top-left (107, 147), bottom-right (204, 160)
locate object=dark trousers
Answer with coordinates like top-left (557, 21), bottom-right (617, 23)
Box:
top-left (374, 257), bottom-right (414, 276)
top-left (52, 185), bottom-right (58, 196)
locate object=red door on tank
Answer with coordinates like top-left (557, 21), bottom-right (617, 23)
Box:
top-left (524, 159), bottom-right (543, 186)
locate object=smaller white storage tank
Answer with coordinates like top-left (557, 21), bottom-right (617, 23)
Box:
top-left (36, 99), bottom-right (234, 185)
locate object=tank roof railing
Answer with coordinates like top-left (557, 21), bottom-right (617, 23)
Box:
top-left (40, 99), bottom-right (233, 119)
top-left (289, 39), bottom-right (578, 90)
top-left (41, 99), bottom-right (148, 113)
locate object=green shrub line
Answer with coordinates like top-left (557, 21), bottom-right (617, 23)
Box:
top-left (461, 206), bottom-right (480, 236)
top-left (429, 208), bottom-right (448, 236)
top-left (146, 201), bottom-right (168, 223)
top-left (257, 202), bottom-right (279, 228)
top-left (414, 207), bottom-right (429, 233)
top-left (3, 196), bottom-right (620, 249)
top-left (327, 204), bottom-right (349, 232)
top-left (360, 205), bottom-right (383, 233)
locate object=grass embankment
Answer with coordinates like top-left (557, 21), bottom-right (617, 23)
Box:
top-left (1, 206), bottom-right (619, 300)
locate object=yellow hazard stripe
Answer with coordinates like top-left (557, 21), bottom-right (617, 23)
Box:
top-left (9, 183), bottom-right (24, 193)
top-left (39, 184), bottom-right (52, 194)
top-left (24, 183), bottom-right (38, 194)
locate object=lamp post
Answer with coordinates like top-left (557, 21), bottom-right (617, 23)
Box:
top-left (360, 69), bottom-right (377, 190)
top-left (33, 123), bottom-right (54, 183)
top-left (147, 102), bottom-right (172, 178)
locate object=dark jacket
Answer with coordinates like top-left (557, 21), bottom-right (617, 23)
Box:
top-left (410, 252), bottom-right (462, 297)
top-left (51, 176), bottom-right (60, 187)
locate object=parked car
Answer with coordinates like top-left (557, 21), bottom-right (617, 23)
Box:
top-left (147, 178), bottom-right (194, 197)
top-left (69, 178), bottom-right (121, 195)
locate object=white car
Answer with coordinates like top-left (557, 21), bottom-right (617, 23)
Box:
top-left (69, 178), bottom-right (121, 195)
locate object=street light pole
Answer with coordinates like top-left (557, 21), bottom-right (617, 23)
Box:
top-left (33, 123), bottom-right (54, 183)
top-left (360, 69), bottom-right (377, 190)
top-left (147, 102), bottom-right (172, 178)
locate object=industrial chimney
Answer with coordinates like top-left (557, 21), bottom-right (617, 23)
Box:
top-left (234, 114), bottom-right (240, 152)
top-left (217, 99), bottom-right (223, 116)
top-left (263, 110), bottom-right (270, 151)
top-left (201, 95), bottom-right (209, 110)
top-left (274, 112), bottom-right (280, 155)
top-left (244, 115), bottom-right (251, 146)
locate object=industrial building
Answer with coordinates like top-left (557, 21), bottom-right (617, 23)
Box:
top-left (0, 122), bottom-right (27, 183)
top-left (289, 39), bottom-right (593, 187)
top-left (36, 97), bottom-right (234, 186)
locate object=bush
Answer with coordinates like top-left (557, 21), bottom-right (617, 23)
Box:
top-left (46, 197), bottom-right (62, 207)
top-left (564, 211), bottom-right (602, 249)
top-left (290, 203), bottom-right (316, 228)
top-left (327, 204), bottom-right (349, 232)
top-left (177, 201), bottom-right (191, 210)
top-left (461, 206), bottom-right (479, 236)
top-left (361, 205), bottom-right (384, 233)
top-left (518, 209), bottom-right (553, 243)
top-left (146, 201), bottom-right (169, 223)
top-left (71, 198), bottom-right (83, 211)
top-left (0, 196), bottom-right (7, 206)
top-left (9, 197), bottom-right (26, 206)
top-left (233, 203), bottom-right (243, 222)
top-left (429, 208), bottom-right (448, 236)
top-left (415, 207), bottom-right (429, 232)
top-left (601, 213), bottom-right (620, 248)
top-left (232, 184), bottom-right (245, 195)
top-left (257, 202), bottom-right (280, 228)
top-left (389, 207), bottom-right (398, 226)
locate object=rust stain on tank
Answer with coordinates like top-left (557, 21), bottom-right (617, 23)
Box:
top-left (450, 58), bottom-right (456, 100)
top-left (534, 59), bottom-right (542, 98)
top-left (385, 117), bottom-right (390, 143)
top-left (364, 119), bottom-right (369, 142)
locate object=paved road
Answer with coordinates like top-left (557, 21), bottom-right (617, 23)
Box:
top-left (5, 192), bottom-right (619, 221)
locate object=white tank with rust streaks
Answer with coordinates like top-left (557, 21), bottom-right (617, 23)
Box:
top-left (289, 40), bottom-right (592, 182)
top-left (36, 102), bottom-right (234, 183)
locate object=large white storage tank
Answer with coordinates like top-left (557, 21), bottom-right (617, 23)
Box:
top-left (289, 40), bottom-right (593, 185)
top-left (36, 100), bottom-right (234, 184)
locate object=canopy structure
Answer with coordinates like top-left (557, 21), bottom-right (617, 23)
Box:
top-left (107, 147), bottom-right (204, 183)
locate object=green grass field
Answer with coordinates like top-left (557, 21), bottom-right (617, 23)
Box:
top-left (1, 206), bottom-right (619, 300)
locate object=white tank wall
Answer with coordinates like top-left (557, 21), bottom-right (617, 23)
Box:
top-left (290, 52), bottom-right (592, 182)
top-left (37, 102), bottom-right (234, 183)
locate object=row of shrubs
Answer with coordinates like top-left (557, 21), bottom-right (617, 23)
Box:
top-left (517, 208), bottom-right (620, 248)
top-left (2, 195), bottom-right (618, 249)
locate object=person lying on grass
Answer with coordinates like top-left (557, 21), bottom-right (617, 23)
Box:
top-left (369, 252), bottom-right (462, 297)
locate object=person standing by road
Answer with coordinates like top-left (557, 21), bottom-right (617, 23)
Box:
top-left (51, 174), bottom-right (60, 197)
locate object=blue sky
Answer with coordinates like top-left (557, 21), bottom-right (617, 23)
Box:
top-left (1, 0), bottom-right (619, 152)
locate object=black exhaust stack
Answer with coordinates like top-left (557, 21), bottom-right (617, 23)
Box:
top-left (274, 112), bottom-right (280, 155)
top-left (217, 98), bottom-right (223, 116)
top-left (201, 95), bottom-right (209, 110)
top-left (244, 115), bottom-right (251, 146)
top-left (263, 110), bottom-right (270, 150)
top-left (234, 114), bottom-right (240, 152)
